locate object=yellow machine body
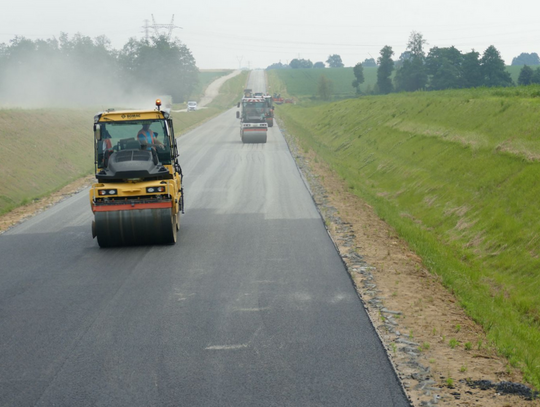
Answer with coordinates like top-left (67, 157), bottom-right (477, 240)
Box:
top-left (89, 102), bottom-right (183, 247)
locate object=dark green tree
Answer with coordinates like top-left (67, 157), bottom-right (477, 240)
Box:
top-left (351, 62), bottom-right (365, 94)
top-left (377, 46), bottom-right (394, 94)
top-left (461, 50), bottom-right (483, 88)
top-left (532, 68), bottom-right (540, 84)
top-left (395, 58), bottom-right (426, 91)
top-left (511, 52), bottom-right (540, 66)
top-left (407, 31), bottom-right (427, 58)
top-left (362, 58), bottom-right (377, 67)
top-left (426, 46), bottom-right (464, 90)
top-left (119, 35), bottom-right (198, 102)
top-left (394, 32), bottom-right (428, 92)
top-left (317, 74), bottom-right (333, 100)
top-left (480, 45), bottom-right (513, 87)
top-left (394, 51), bottom-right (411, 69)
top-left (267, 61), bottom-right (289, 69)
top-left (313, 61), bottom-right (325, 68)
top-left (289, 58), bottom-right (313, 68)
top-left (326, 54), bottom-right (344, 68)
top-left (518, 65), bottom-right (534, 86)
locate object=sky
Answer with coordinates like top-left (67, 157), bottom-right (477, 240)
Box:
top-left (1, 0), bottom-right (540, 70)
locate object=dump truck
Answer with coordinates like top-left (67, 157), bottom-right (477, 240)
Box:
top-left (89, 99), bottom-right (184, 247)
top-left (236, 97), bottom-right (268, 143)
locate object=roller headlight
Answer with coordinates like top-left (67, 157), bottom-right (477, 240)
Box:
top-left (147, 186), bottom-right (165, 193)
top-left (98, 189), bottom-right (117, 196)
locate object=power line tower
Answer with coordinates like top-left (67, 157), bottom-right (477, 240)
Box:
top-left (142, 19), bottom-right (150, 42)
top-left (236, 56), bottom-right (244, 70)
top-left (144, 14), bottom-right (182, 41)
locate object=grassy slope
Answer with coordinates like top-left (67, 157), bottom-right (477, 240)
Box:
top-left (0, 108), bottom-right (95, 214)
top-left (273, 85), bottom-right (540, 388)
top-left (0, 70), bottom-right (248, 215)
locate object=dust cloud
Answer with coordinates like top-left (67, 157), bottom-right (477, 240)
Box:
top-left (0, 53), bottom-right (163, 110)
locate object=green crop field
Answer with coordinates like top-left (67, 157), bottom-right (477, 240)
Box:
top-left (269, 65), bottom-right (523, 101)
top-left (507, 65), bottom-right (523, 84)
top-left (268, 67), bottom-right (378, 100)
top-left (0, 70), bottom-right (248, 217)
top-left (274, 85), bottom-right (540, 388)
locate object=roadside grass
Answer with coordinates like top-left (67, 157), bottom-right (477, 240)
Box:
top-left (170, 107), bottom-right (223, 135)
top-left (0, 108), bottom-right (94, 215)
top-left (0, 71), bottom-right (248, 216)
top-left (275, 84), bottom-right (540, 388)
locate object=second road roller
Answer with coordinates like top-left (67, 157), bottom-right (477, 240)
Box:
top-left (89, 100), bottom-right (184, 247)
top-left (236, 96), bottom-right (269, 143)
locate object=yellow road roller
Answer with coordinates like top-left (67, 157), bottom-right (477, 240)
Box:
top-left (89, 100), bottom-right (183, 247)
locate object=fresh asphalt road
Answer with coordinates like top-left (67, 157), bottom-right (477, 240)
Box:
top-left (0, 71), bottom-right (410, 406)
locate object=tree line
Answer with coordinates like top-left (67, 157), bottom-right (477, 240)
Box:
top-left (355, 32), bottom-right (540, 95)
top-left (267, 32), bottom-right (540, 97)
top-left (267, 54), bottom-right (345, 69)
top-left (0, 33), bottom-right (198, 106)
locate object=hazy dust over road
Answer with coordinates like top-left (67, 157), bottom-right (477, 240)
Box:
top-left (0, 33), bottom-right (198, 110)
top-left (0, 54), bottom-right (159, 109)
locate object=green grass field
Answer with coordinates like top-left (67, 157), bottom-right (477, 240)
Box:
top-left (268, 67), bottom-right (377, 100)
top-left (0, 70), bottom-right (248, 216)
top-left (269, 65), bottom-right (523, 100)
top-left (507, 65), bottom-right (523, 84)
top-left (0, 108), bottom-right (95, 215)
top-left (274, 85), bottom-right (540, 388)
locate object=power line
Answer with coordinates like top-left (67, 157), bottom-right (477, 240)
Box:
top-left (236, 56), bottom-right (243, 69)
top-left (142, 15), bottom-right (182, 42)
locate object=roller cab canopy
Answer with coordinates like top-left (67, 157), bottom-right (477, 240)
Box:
top-left (95, 110), bottom-right (169, 123)
top-left (93, 107), bottom-right (179, 179)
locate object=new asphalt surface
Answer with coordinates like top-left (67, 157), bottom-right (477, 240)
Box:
top-left (0, 71), bottom-right (410, 406)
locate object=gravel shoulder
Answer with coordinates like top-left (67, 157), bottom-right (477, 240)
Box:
top-left (0, 175), bottom-right (94, 235)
